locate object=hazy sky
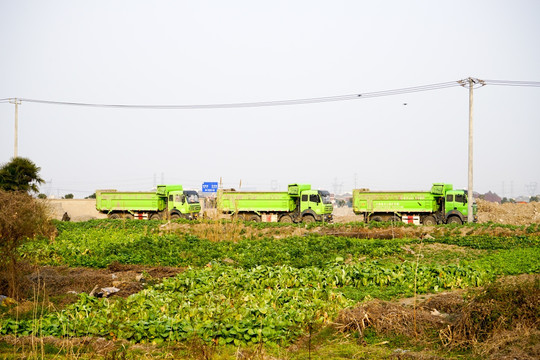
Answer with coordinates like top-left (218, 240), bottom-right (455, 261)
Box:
top-left (1, 0), bottom-right (539, 198)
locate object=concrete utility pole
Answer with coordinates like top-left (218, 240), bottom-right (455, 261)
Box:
top-left (468, 78), bottom-right (474, 223)
top-left (459, 78), bottom-right (484, 223)
top-left (9, 98), bottom-right (21, 158)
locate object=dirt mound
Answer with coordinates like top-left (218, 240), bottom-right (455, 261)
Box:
top-left (477, 199), bottom-right (540, 225)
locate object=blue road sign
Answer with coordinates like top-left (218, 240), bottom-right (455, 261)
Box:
top-left (202, 182), bottom-right (219, 193)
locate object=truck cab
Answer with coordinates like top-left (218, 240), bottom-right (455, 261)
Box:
top-left (298, 189), bottom-right (333, 223)
top-left (167, 190), bottom-right (201, 219)
top-left (443, 189), bottom-right (477, 224)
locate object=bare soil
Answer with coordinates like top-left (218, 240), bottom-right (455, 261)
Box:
top-left (476, 199), bottom-right (540, 225)
top-left (3, 263), bottom-right (184, 311)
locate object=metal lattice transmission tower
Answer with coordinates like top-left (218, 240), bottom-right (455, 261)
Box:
top-left (332, 178), bottom-right (344, 195)
top-left (525, 182), bottom-right (538, 197)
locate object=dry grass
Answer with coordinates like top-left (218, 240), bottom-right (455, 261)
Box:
top-left (441, 277), bottom-right (539, 353)
top-left (334, 276), bottom-right (540, 359)
top-left (334, 300), bottom-right (448, 340)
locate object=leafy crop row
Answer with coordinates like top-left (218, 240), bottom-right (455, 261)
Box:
top-left (0, 261), bottom-right (492, 344)
top-left (423, 235), bottom-right (540, 250)
top-left (22, 220), bottom-right (539, 270)
top-left (22, 230), bottom-right (413, 269)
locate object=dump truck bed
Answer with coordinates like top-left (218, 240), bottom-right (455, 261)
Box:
top-left (352, 190), bottom-right (439, 214)
top-left (96, 191), bottom-right (166, 212)
top-left (217, 191), bottom-right (296, 213)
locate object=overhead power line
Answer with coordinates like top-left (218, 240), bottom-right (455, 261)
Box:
top-left (483, 79), bottom-right (540, 87)
top-left (1, 78), bottom-right (538, 109)
top-left (1, 81), bottom-right (461, 110)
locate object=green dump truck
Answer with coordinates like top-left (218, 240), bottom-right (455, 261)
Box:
top-left (352, 183), bottom-right (477, 225)
top-left (96, 184), bottom-right (201, 220)
top-left (217, 183), bottom-right (333, 223)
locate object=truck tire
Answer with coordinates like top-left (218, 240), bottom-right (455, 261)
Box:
top-left (150, 213), bottom-right (161, 220)
top-left (370, 215), bottom-right (383, 222)
top-left (279, 215), bottom-right (293, 223)
top-left (124, 213), bottom-right (134, 220)
top-left (247, 214), bottom-right (261, 222)
top-left (303, 215), bottom-right (315, 224)
top-left (447, 216), bottom-right (462, 225)
top-left (388, 216), bottom-right (400, 223)
top-left (108, 213), bottom-right (121, 219)
top-left (423, 215), bottom-right (437, 226)
top-left (170, 214), bottom-right (181, 220)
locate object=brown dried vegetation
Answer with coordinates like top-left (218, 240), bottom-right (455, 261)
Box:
top-left (0, 190), bottom-right (55, 299)
top-left (334, 276), bottom-right (540, 359)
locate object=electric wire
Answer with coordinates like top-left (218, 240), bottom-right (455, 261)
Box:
top-left (1, 79), bottom-right (538, 110)
top-left (483, 79), bottom-right (540, 87)
top-left (2, 81), bottom-right (463, 110)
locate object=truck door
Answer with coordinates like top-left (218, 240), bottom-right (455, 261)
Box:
top-left (300, 194), bottom-right (309, 212)
top-left (169, 192), bottom-right (186, 213)
top-left (454, 193), bottom-right (467, 216)
top-left (310, 194), bottom-right (321, 214)
top-left (300, 192), bottom-right (320, 214)
top-left (446, 194), bottom-right (455, 211)
top-left (446, 192), bottom-right (467, 217)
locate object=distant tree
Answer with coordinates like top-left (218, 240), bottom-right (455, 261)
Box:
top-left (0, 157), bottom-right (44, 193)
top-left (530, 196), bottom-right (539, 203)
top-left (85, 193), bottom-right (96, 199)
top-left (37, 193), bottom-right (47, 199)
top-left (501, 197), bottom-right (509, 204)
top-left (63, 193), bottom-right (74, 199)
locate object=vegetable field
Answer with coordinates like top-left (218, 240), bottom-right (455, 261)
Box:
top-left (1, 219), bottom-right (539, 359)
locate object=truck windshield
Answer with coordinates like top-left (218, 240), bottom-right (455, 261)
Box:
top-left (184, 191), bottom-right (199, 204)
top-left (318, 191), bottom-right (332, 204)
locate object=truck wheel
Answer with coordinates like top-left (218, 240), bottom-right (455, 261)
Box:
top-left (370, 216), bottom-right (383, 222)
top-left (447, 216), bottom-right (462, 225)
top-left (423, 215), bottom-right (437, 226)
top-left (247, 214), bottom-right (261, 222)
top-left (279, 215), bottom-right (293, 223)
top-left (303, 215), bottom-right (315, 224)
top-left (108, 213), bottom-right (121, 219)
top-left (124, 213), bottom-right (134, 220)
top-left (170, 214), bottom-right (181, 220)
top-left (388, 216), bottom-right (400, 223)
top-left (150, 214), bottom-right (161, 220)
